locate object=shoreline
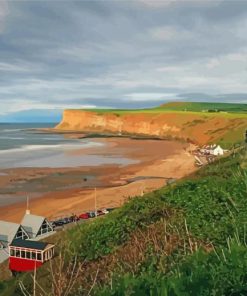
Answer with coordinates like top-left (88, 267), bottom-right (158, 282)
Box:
top-left (34, 127), bottom-right (186, 142)
top-left (0, 138), bottom-right (197, 223)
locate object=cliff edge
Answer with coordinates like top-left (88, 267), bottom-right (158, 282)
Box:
top-left (55, 107), bottom-right (247, 146)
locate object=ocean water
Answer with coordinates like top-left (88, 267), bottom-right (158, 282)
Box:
top-left (0, 123), bottom-right (136, 169)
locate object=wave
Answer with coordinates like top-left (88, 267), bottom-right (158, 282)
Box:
top-left (0, 141), bottom-right (104, 154)
top-left (0, 137), bottom-right (25, 140)
top-left (0, 129), bottom-right (22, 133)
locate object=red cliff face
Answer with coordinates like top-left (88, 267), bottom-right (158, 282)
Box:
top-left (55, 110), bottom-right (247, 145)
top-left (56, 110), bottom-right (182, 137)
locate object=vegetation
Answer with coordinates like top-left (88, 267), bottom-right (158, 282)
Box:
top-left (158, 102), bottom-right (247, 113)
top-left (1, 146), bottom-right (247, 295)
top-left (66, 102), bottom-right (247, 149)
top-left (73, 101), bottom-right (247, 115)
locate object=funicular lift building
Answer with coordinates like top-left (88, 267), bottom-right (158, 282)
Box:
top-left (0, 221), bottom-right (29, 248)
top-left (21, 213), bottom-right (54, 239)
top-left (8, 213), bottom-right (55, 272)
top-left (9, 239), bottom-right (55, 272)
top-left (0, 212), bottom-right (55, 270)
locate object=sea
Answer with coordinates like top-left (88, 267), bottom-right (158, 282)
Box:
top-left (0, 123), bottom-right (136, 169)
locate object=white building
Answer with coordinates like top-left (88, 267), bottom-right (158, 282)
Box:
top-left (200, 144), bottom-right (225, 156)
top-left (21, 214), bottom-right (54, 239)
top-left (0, 221), bottom-right (29, 249)
top-left (210, 145), bottom-right (224, 156)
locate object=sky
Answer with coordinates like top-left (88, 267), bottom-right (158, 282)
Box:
top-left (1, 0), bottom-right (247, 119)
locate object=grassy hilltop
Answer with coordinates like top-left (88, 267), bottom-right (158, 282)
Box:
top-left (1, 147), bottom-right (247, 295)
top-left (77, 101), bottom-right (247, 114)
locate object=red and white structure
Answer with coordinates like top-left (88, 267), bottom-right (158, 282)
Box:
top-left (9, 239), bottom-right (55, 272)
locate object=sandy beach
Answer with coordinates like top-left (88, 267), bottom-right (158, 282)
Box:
top-left (0, 138), bottom-right (197, 223)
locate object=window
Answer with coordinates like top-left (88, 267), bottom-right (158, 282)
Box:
top-left (37, 220), bottom-right (52, 236)
top-left (31, 252), bottom-right (36, 260)
top-left (21, 250), bottom-right (25, 258)
top-left (10, 248), bottom-right (15, 257)
top-left (16, 250), bottom-right (20, 257)
top-left (15, 227), bottom-right (28, 240)
top-left (26, 251), bottom-right (31, 259)
top-left (37, 253), bottom-right (41, 261)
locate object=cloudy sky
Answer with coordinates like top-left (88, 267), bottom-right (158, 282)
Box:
top-left (1, 0), bottom-right (247, 117)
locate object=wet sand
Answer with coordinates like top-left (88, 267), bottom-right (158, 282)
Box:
top-left (0, 138), bottom-right (196, 223)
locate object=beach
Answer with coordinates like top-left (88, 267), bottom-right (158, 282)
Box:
top-left (0, 137), bottom-right (196, 223)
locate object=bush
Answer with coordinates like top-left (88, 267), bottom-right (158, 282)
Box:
top-left (98, 242), bottom-right (247, 296)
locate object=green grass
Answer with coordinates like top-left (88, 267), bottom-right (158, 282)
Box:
top-left (1, 147), bottom-right (247, 295)
top-left (158, 102), bottom-right (247, 113)
top-left (97, 242), bottom-right (247, 296)
top-left (64, 102), bottom-right (247, 149)
top-left (70, 102), bottom-right (247, 115)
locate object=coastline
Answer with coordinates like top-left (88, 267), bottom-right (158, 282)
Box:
top-left (0, 138), bottom-right (197, 223)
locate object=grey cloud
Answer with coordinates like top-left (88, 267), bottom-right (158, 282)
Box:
top-left (0, 0), bottom-right (247, 117)
top-left (178, 93), bottom-right (247, 103)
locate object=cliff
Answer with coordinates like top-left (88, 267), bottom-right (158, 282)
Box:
top-left (55, 109), bottom-right (247, 146)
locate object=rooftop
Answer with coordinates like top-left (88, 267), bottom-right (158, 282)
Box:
top-left (10, 239), bottom-right (52, 251)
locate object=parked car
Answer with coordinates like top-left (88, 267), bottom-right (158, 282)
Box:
top-left (101, 208), bottom-right (109, 214)
top-left (87, 211), bottom-right (96, 218)
top-left (79, 213), bottom-right (90, 219)
top-left (106, 207), bottom-right (116, 212)
top-left (52, 218), bottom-right (70, 227)
top-left (69, 215), bottom-right (79, 222)
top-left (96, 210), bottom-right (105, 216)
top-left (63, 217), bottom-right (71, 224)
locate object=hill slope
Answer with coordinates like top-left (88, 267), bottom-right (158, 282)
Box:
top-left (1, 147), bottom-right (247, 295)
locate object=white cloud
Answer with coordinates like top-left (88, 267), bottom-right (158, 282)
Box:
top-left (206, 58), bottom-right (220, 69)
top-left (137, 0), bottom-right (176, 8)
top-left (0, 100), bottom-right (97, 114)
top-left (125, 92), bottom-right (178, 101)
top-left (156, 66), bottom-right (180, 72)
top-left (149, 26), bottom-right (192, 41)
top-left (138, 0), bottom-right (223, 9)
top-left (1, 0), bottom-right (247, 116)
top-left (226, 52), bottom-right (247, 62)
top-left (150, 26), bottom-right (175, 41)
top-left (0, 61), bottom-right (44, 72)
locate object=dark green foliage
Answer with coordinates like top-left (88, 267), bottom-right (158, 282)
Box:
top-left (98, 242), bottom-right (247, 296)
top-left (69, 193), bottom-right (171, 260)
top-left (2, 149), bottom-right (247, 295)
top-left (69, 148), bottom-right (247, 258)
top-left (69, 149), bottom-right (247, 295)
top-left (159, 153), bottom-right (247, 245)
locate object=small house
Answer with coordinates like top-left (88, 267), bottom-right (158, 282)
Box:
top-left (21, 214), bottom-right (54, 239)
top-left (210, 145), bottom-right (224, 156)
top-left (0, 221), bottom-right (29, 249)
top-left (9, 239), bottom-right (55, 272)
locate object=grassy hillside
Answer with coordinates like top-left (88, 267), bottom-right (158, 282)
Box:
top-left (74, 101), bottom-right (247, 114)
top-left (1, 145), bottom-right (247, 295)
top-left (158, 101), bottom-right (247, 113)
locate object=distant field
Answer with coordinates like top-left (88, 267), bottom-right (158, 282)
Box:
top-left (158, 101), bottom-right (247, 113)
top-left (75, 101), bottom-right (247, 115)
